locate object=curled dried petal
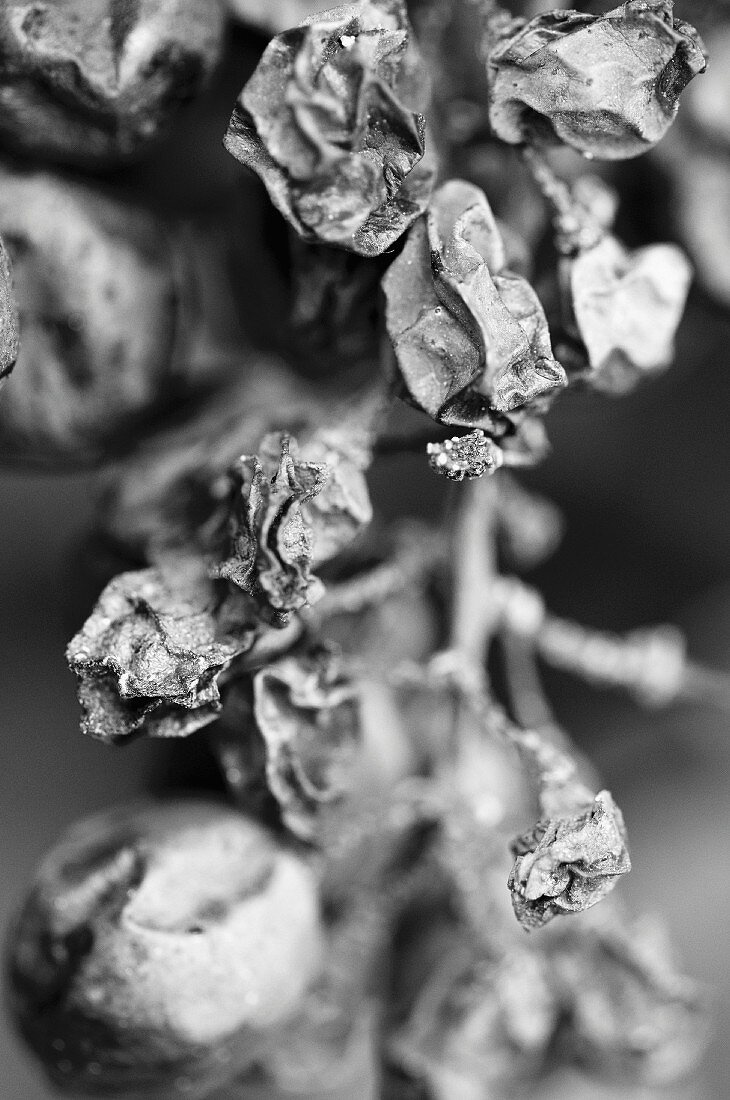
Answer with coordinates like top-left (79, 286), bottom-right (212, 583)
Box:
top-left (224, 0), bottom-right (435, 256)
top-left (509, 791), bottom-right (631, 930)
top-left (383, 179), bottom-right (565, 427)
top-left (7, 801), bottom-right (324, 1097)
top-left (210, 434), bottom-right (327, 618)
top-left (488, 1), bottom-right (706, 160)
top-left (67, 558), bottom-right (258, 743)
top-left (253, 650), bottom-right (362, 840)
top-left (0, 0), bottom-right (225, 166)
top-left (567, 235), bottom-right (692, 393)
top-left (209, 430), bottom-right (372, 618)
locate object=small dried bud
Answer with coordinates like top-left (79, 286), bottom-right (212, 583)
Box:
top-left (7, 801), bottom-right (324, 1098)
top-left (553, 918), bottom-right (709, 1084)
top-left (210, 431), bottom-right (372, 620)
top-left (488, 2), bottom-right (706, 159)
top-left (383, 179), bottom-right (566, 428)
top-left (509, 791), bottom-right (631, 930)
top-left (426, 430), bottom-right (503, 482)
top-left (253, 650), bottom-right (362, 841)
top-left (224, 0), bottom-right (435, 256)
top-left (0, 0), bottom-right (225, 166)
top-left (566, 235), bottom-right (693, 393)
top-left (0, 166), bottom-right (178, 464)
top-left (67, 558), bottom-right (260, 743)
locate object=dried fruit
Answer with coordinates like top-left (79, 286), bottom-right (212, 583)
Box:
top-left (253, 650), bottom-right (362, 840)
top-left (488, 1), bottom-right (706, 159)
top-left (509, 791), bottom-right (631, 930)
top-left (224, 0), bottom-right (435, 256)
top-left (0, 166), bottom-right (177, 463)
top-left (6, 801), bottom-right (324, 1097)
top-left (66, 558), bottom-right (259, 743)
top-left (0, 0), bottom-right (225, 166)
top-left (210, 431), bottom-right (371, 619)
top-left (566, 235), bottom-right (693, 393)
top-left (383, 179), bottom-right (566, 425)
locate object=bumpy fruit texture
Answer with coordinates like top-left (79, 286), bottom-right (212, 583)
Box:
top-left (225, 0), bottom-right (435, 255)
top-left (488, 1), bottom-right (707, 159)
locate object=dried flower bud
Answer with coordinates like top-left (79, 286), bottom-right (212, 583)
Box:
top-left (253, 650), bottom-right (362, 840)
top-left (0, 0), bottom-right (225, 167)
top-left (553, 918), bottom-right (709, 1084)
top-left (7, 801), bottom-right (324, 1097)
top-left (566, 235), bottom-right (692, 393)
top-left (383, 179), bottom-right (566, 428)
top-left (426, 429), bottom-right (503, 482)
top-left (393, 946), bottom-right (558, 1098)
top-left (509, 791), bottom-right (631, 930)
top-left (0, 166), bottom-right (178, 464)
top-left (67, 558), bottom-right (261, 743)
top-left (210, 431), bottom-right (372, 620)
top-left (488, 2), bottom-right (706, 159)
top-left (224, 0), bottom-right (435, 256)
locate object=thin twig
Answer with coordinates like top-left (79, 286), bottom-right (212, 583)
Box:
top-left (304, 528), bottom-right (444, 627)
top-left (520, 144), bottom-right (604, 253)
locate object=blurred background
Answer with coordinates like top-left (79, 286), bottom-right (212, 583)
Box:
top-left (1, 2), bottom-right (729, 1097)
